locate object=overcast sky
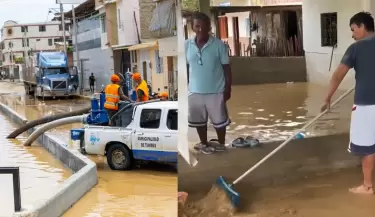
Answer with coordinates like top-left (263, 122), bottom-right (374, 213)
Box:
top-left (0, 0), bottom-right (85, 25)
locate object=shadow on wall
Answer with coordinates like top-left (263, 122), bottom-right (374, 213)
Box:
top-left (230, 57), bottom-right (307, 85)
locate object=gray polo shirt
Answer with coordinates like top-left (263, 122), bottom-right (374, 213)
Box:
top-left (341, 35), bottom-right (375, 105)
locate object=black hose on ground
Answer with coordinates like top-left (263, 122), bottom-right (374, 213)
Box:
top-left (6, 106), bottom-right (91, 139)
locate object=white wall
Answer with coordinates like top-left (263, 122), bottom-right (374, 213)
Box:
top-left (116, 0), bottom-right (140, 46)
top-left (303, 0), bottom-right (372, 89)
top-left (226, 12), bottom-right (250, 37)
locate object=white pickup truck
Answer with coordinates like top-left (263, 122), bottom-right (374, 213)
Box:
top-left (72, 101), bottom-right (178, 170)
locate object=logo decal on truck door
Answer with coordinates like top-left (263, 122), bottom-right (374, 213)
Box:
top-left (89, 133), bottom-right (100, 145)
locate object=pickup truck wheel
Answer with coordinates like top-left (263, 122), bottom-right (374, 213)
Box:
top-left (107, 144), bottom-right (132, 170)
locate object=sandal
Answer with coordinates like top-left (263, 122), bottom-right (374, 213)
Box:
top-left (231, 136), bottom-right (260, 148)
top-left (209, 139), bottom-right (227, 152)
top-left (349, 185), bottom-right (374, 195)
top-left (245, 136), bottom-right (260, 148)
top-left (193, 142), bottom-right (209, 151)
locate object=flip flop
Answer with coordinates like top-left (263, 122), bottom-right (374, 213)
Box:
top-left (208, 139), bottom-right (227, 152)
top-left (245, 136), bottom-right (260, 148)
top-left (232, 137), bottom-right (252, 148)
top-left (231, 136), bottom-right (260, 148)
top-left (194, 142), bottom-right (215, 154)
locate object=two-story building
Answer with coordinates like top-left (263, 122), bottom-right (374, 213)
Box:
top-left (65, 0), bottom-right (115, 91)
top-left (0, 19), bottom-right (70, 76)
top-left (126, 0), bottom-right (178, 96)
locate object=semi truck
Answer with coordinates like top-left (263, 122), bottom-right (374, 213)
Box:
top-left (21, 51), bottom-right (79, 98)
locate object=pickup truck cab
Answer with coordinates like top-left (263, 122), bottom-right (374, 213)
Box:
top-left (71, 101), bottom-right (178, 170)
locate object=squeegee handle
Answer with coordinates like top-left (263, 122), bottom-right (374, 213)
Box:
top-left (232, 86), bottom-right (355, 185)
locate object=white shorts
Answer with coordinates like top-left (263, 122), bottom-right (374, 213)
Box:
top-left (348, 104), bottom-right (375, 156)
top-left (188, 93), bottom-right (231, 129)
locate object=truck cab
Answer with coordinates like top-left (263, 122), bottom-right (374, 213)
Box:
top-left (23, 52), bottom-right (78, 98)
top-left (71, 98), bottom-right (178, 170)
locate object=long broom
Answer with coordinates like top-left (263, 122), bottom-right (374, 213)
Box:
top-left (216, 86), bottom-right (355, 208)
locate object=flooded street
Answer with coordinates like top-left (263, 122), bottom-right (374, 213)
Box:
top-left (0, 111), bottom-right (71, 217)
top-left (0, 81), bottom-right (361, 217)
top-left (0, 82), bottom-right (177, 217)
top-left (188, 82), bottom-right (353, 144)
top-left (182, 83), bottom-right (367, 217)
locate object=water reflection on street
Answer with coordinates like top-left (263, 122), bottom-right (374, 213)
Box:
top-left (188, 83), bottom-right (353, 144)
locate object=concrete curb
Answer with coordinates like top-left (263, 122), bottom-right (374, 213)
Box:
top-left (0, 102), bottom-right (98, 217)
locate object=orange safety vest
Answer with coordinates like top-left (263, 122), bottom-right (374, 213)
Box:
top-left (104, 84), bottom-right (120, 110)
top-left (135, 80), bottom-right (149, 102)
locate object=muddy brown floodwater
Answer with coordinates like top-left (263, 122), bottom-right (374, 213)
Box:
top-left (0, 111), bottom-right (71, 217)
top-left (0, 82), bottom-right (177, 217)
top-left (188, 82), bottom-right (353, 146)
top-left (182, 83), bottom-right (370, 216)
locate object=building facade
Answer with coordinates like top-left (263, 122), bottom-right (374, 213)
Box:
top-left (127, 0), bottom-right (177, 96)
top-left (302, 0), bottom-right (375, 89)
top-left (65, 0), bottom-right (115, 91)
top-left (0, 20), bottom-right (70, 67)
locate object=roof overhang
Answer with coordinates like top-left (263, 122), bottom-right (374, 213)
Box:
top-left (127, 41), bottom-right (158, 51)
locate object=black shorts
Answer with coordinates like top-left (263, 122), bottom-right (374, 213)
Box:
top-left (106, 109), bottom-right (117, 120)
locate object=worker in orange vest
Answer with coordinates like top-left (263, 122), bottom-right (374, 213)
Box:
top-left (158, 92), bottom-right (169, 101)
top-left (132, 72), bottom-right (149, 102)
top-left (104, 74), bottom-right (131, 125)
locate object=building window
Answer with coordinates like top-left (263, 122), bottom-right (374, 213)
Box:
top-left (21, 26), bottom-right (28, 33)
top-left (101, 15), bottom-right (106, 33)
top-left (54, 37), bottom-right (62, 42)
top-left (131, 51), bottom-right (137, 64)
top-left (39, 25), bottom-right (46, 32)
top-left (59, 24), bottom-right (63, 31)
top-left (155, 50), bottom-right (163, 74)
top-left (48, 39), bottom-right (53, 46)
top-left (22, 38), bottom-right (29, 47)
top-left (245, 18), bottom-right (251, 37)
top-left (321, 12), bottom-right (337, 47)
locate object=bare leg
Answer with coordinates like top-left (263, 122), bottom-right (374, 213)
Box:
top-left (349, 153), bottom-right (375, 194)
top-left (196, 125), bottom-right (208, 144)
top-left (178, 192), bottom-right (188, 217)
top-left (215, 127), bottom-right (226, 145)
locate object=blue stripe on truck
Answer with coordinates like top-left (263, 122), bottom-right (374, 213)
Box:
top-left (132, 150), bottom-right (177, 163)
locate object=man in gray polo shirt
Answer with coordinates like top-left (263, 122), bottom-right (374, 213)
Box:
top-left (321, 12), bottom-right (375, 195)
top-left (185, 12), bottom-right (232, 154)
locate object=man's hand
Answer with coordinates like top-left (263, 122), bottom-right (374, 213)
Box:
top-left (224, 89), bottom-right (231, 102)
top-left (320, 99), bottom-right (331, 113)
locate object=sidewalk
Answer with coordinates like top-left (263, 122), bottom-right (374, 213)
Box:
top-left (0, 79), bottom-right (23, 85)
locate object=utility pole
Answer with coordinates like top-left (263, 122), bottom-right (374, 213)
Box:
top-left (9, 41), bottom-right (13, 80)
top-left (60, 3), bottom-right (67, 54)
top-left (22, 26), bottom-right (27, 59)
top-left (80, 59), bottom-right (89, 95)
top-left (72, 5), bottom-right (81, 94)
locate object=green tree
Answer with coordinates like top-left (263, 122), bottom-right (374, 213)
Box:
top-left (182, 0), bottom-right (198, 11)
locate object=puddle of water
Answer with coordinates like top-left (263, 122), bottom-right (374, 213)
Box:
top-left (188, 83), bottom-right (353, 144)
top-left (0, 113), bottom-right (71, 216)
